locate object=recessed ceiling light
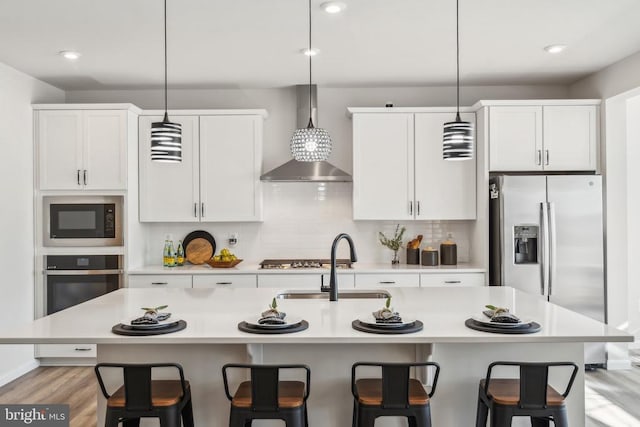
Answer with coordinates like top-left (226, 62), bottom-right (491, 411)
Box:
top-left (301, 48), bottom-right (319, 56)
top-left (321, 1), bottom-right (346, 14)
top-left (59, 50), bottom-right (81, 60)
top-left (544, 44), bottom-right (567, 54)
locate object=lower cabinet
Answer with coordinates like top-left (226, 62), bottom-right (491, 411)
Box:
top-left (36, 344), bottom-right (96, 359)
top-left (127, 274), bottom-right (193, 288)
top-left (257, 274), bottom-right (355, 289)
top-left (193, 275), bottom-right (257, 288)
top-left (355, 274), bottom-right (420, 288)
top-left (420, 273), bottom-right (485, 287)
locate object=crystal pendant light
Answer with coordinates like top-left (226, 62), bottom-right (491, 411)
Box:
top-left (151, 0), bottom-right (182, 163)
top-left (443, 0), bottom-right (473, 161)
top-left (290, 0), bottom-right (332, 162)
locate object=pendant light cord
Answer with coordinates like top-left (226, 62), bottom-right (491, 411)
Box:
top-left (455, 0), bottom-right (461, 122)
top-left (308, 0), bottom-right (314, 128)
top-left (163, 0), bottom-right (169, 121)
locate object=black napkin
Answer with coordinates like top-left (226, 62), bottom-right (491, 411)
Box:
top-left (131, 312), bottom-right (171, 325)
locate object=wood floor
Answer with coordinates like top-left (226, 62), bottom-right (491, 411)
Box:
top-left (1, 364), bottom-right (639, 426)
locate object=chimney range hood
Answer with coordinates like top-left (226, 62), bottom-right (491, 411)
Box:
top-left (260, 85), bottom-right (352, 182)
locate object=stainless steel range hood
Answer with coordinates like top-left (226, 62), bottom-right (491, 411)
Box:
top-left (260, 85), bottom-right (352, 182)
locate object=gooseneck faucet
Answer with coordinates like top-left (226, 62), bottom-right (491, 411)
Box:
top-left (325, 233), bottom-right (358, 302)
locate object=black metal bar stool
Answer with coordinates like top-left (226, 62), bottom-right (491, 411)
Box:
top-left (476, 361), bottom-right (579, 427)
top-left (222, 363), bottom-right (310, 427)
top-left (351, 361), bottom-right (440, 427)
top-left (94, 363), bottom-right (194, 427)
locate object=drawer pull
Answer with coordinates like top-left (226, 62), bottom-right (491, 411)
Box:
top-left (379, 281), bottom-right (396, 284)
top-left (151, 282), bottom-right (168, 285)
top-left (216, 281), bottom-right (232, 285)
top-left (74, 347), bottom-right (92, 352)
top-left (444, 280), bottom-right (462, 284)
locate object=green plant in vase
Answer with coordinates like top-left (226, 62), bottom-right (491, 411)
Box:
top-left (378, 224), bottom-right (406, 265)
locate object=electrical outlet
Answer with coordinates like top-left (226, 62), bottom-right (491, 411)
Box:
top-left (229, 233), bottom-right (238, 247)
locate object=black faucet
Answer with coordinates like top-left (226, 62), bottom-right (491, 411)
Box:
top-left (324, 233), bottom-right (358, 302)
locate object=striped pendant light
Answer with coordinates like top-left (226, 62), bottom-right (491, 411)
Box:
top-left (443, 0), bottom-right (473, 161)
top-left (151, 0), bottom-right (182, 163)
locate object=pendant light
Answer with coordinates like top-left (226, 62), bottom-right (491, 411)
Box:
top-left (290, 0), bottom-right (332, 162)
top-left (151, 0), bottom-right (182, 163)
top-left (443, 0), bottom-right (473, 161)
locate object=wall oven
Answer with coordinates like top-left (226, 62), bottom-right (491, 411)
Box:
top-left (43, 196), bottom-right (123, 247)
top-left (45, 255), bottom-right (123, 315)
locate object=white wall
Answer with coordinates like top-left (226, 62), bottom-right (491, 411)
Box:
top-left (626, 95), bottom-right (640, 344)
top-left (570, 50), bottom-right (640, 100)
top-left (0, 62), bottom-right (64, 384)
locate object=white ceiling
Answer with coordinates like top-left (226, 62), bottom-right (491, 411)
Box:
top-left (1, 0), bottom-right (640, 90)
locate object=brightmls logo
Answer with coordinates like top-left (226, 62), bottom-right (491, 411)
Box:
top-left (0, 405), bottom-right (68, 426)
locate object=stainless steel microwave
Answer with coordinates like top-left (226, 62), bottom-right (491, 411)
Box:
top-left (43, 196), bottom-right (123, 247)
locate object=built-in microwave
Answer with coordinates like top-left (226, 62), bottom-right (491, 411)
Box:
top-left (43, 196), bottom-right (123, 247)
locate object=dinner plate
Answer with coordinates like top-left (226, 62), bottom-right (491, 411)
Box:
top-left (471, 315), bottom-right (531, 328)
top-left (245, 316), bottom-right (303, 329)
top-left (126, 318), bottom-right (181, 330)
top-left (358, 315), bottom-right (416, 329)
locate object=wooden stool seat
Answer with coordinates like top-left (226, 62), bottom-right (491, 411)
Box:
top-left (232, 380), bottom-right (306, 408)
top-left (355, 378), bottom-right (429, 406)
top-left (107, 380), bottom-right (190, 407)
top-left (480, 379), bottom-right (564, 406)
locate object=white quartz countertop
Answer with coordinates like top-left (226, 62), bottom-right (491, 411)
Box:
top-left (0, 287), bottom-right (629, 345)
top-left (128, 262), bottom-right (485, 275)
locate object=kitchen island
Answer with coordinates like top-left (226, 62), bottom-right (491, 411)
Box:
top-left (0, 286), bottom-right (630, 426)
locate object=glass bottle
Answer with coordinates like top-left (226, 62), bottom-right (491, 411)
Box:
top-left (162, 240), bottom-right (170, 267)
top-left (176, 240), bottom-right (185, 266)
top-left (167, 240), bottom-right (176, 267)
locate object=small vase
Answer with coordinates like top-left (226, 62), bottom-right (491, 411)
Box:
top-left (391, 250), bottom-right (400, 265)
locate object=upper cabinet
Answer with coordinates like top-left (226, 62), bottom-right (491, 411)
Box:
top-left (487, 102), bottom-right (599, 172)
top-left (36, 106), bottom-right (138, 190)
top-left (350, 109), bottom-right (476, 221)
top-left (138, 111), bottom-right (266, 222)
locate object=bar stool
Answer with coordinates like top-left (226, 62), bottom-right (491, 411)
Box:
top-left (222, 363), bottom-right (310, 427)
top-left (475, 361), bottom-right (578, 427)
top-left (351, 361), bottom-right (440, 427)
top-left (94, 363), bottom-right (194, 427)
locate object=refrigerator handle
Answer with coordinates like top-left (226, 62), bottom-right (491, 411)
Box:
top-left (548, 202), bottom-right (557, 297)
top-left (540, 202), bottom-right (550, 296)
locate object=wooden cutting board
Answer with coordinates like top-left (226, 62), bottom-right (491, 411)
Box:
top-left (185, 238), bottom-right (214, 265)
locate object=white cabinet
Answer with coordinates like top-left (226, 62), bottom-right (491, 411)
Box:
top-left (420, 273), bottom-right (485, 287)
top-left (36, 344), bottom-right (96, 359)
top-left (257, 274), bottom-right (355, 289)
top-left (127, 274), bottom-right (192, 288)
top-left (139, 112), bottom-right (265, 222)
top-left (488, 104), bottom-right (597, 172)
top-left (193, 275), bottom-right (257, 288)
top-left (351, 110), bottom-right (476, 220)
top-left (355, 273), bottom-right (420, 288)
top-left (37, 109), bottom-right (129, 190)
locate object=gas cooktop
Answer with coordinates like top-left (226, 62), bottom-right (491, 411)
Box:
top-left (259, 259), bottom-right (353, 269)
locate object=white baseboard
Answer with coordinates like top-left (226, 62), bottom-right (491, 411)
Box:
top-left (607, 358), bottom-right (633, 370)
top-left (0, 359), bottom-right (40, 387)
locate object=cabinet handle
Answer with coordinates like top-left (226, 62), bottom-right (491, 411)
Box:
top-left (409, 201), bottom-right (413, 216)
top-left (74, 347), bottom-right (92, 352)
top-left (194, 203), bottom-right (198, 218)
top-left (379, 281), bottom-right (396, 284)
top-left (201, 203), bottom-right (205, 218)
top-left (77, 170), bottom-right (81, 186)
top-left (545, 150), bottom-right (550, 166)
top-left (216, 281), bottom-right (232, 285)
top-left (444, 280), bottom-right (462, 284)
top-left (83, 169), bottom-right (88, 185)
top-left (151, 282), bottom-right (168, 285)
top-left (416, 201), bottom-right (421, 216)
top-left (536, 150), bottom-right (542, 166)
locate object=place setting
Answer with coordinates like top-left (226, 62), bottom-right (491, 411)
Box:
top-left (112, 305), bottom-right (187, 336)
top-left (238, 298), bottom-right (309, 334)
top-left (465, 304), bottom-right (542, 334)
top-left (352, 297), bottom-right (423, 334)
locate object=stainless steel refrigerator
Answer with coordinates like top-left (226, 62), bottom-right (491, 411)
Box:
top-left (489, 175), bottom-right (606, 367)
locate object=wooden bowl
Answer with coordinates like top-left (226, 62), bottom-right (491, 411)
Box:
top-left (205, 259), bottom-right (243, 268)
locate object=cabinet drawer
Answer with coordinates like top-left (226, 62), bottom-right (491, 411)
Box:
top-left (193, 275), bottom-right (257, 288)
top-left (127, 275), bottom-right (192, 288)
top-left (320, 273), bottom-right (355, 289)
top-left (35, 344), bottom-right (96, 358)
top-left (355, 274), bottom-right (420, 288)
top-left (420, 273), bottom-right (485, 287)
top-left (257, 274), bottom-right (321, 289)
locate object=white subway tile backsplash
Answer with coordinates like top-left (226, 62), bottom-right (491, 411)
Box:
top-left (139, 183), bottom-right (472, 266)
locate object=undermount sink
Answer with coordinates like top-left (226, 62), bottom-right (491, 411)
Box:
top-left (275, 289), bottom-right (391, 300)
